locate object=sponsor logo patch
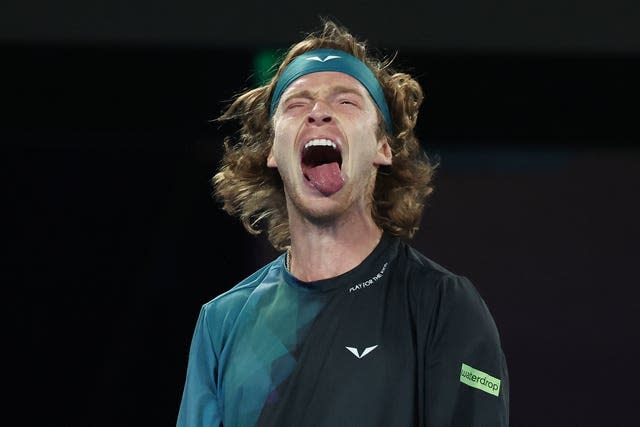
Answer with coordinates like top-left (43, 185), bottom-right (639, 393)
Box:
top-left (459, 363), bottom-right (501, 396)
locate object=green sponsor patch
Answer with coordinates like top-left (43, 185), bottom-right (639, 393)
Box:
top-left (460, 363), bottom-right (501, 397)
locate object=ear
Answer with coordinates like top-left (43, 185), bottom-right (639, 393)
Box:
top-left (267, 146), bottom-right (278, 168)
top-left (374, 137), bottom-right (392, 166)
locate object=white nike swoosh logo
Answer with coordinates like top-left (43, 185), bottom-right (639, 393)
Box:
top-left (345, 345), bottom-right (379, 359)
top-left (306, 55), bottom-right (341, 62)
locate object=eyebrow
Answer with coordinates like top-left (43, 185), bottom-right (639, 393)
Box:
top-left (330, 85), bottom-right (365, 99)
top-left (282, 85), bottom-right (365, 104)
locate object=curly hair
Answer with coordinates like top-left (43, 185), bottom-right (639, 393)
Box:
top-left (213, 19), bottom-right (435, 251)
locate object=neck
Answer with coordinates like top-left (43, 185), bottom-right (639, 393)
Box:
top-left (287, 209), bottom-right (383, 282)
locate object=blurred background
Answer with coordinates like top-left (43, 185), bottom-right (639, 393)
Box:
top-left (4, 1), bottom-right (639, 426)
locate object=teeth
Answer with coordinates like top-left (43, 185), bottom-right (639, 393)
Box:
top-left (304, 139), bottom-right (337, 150)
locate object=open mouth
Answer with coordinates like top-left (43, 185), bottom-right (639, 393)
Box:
top-left (301, 139), bottom-right (345, 196)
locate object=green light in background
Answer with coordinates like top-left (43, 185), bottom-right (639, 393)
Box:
top-left (253, 49), bottom-right (281, 87)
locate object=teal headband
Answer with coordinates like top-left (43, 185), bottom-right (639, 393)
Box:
top-left (269, 48), bottom-right (393, 134)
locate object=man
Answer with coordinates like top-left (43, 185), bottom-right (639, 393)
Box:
top-left (178, 20), bottom-right (509, 426)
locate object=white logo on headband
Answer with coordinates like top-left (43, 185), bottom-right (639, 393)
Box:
top-left (306, 55), bottom-right (341, 62)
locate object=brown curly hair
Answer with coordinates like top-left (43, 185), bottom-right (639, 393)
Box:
top-left (213, 19), bottom-right (435, 251)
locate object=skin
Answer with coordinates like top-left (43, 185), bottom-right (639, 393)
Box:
top-left (267, 71), bottom-right (392, 281)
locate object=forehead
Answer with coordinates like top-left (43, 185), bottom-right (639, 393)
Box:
top-left (281, 71), bottom-right (371, 100)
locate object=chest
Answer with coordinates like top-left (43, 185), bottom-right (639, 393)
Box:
top-left (219, 277), bottom-right (419, 425)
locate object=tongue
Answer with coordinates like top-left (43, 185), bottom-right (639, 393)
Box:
top-left (306, 162), bottom-right (344, 196)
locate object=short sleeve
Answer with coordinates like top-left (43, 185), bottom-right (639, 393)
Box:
top-left (424, 274), bottom-right (509, 426)
top-left (177, 306), bottom-right (223, 427)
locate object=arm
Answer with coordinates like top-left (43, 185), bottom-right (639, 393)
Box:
top-left (425, 274), bottom-right (509, 426)
top-left (177, 307), bottom-right (223, 427)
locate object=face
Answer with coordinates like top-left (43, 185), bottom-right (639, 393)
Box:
top-left (267, 71), bottom-right (392, 222)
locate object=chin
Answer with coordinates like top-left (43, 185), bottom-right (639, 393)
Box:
top-left (286, 191), bottom-right (350, 223)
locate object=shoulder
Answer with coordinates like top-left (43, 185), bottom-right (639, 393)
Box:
top-left (200, 257), bottom-right (282, 332)
top-left (396, 240), bottom-right (475, 296)
top-left (395, 241), bottom-right (495, 330)
top-left (399, 241), bottom-right (458, 281)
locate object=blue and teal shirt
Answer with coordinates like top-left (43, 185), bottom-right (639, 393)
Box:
top-left (177, 234), bottom-right (509, 426)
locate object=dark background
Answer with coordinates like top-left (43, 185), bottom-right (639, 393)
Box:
top-left (5, 2), bottom-right (639, 426)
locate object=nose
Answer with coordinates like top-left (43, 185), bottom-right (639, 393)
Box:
top-left (307, 102), bottom-right (333, 126)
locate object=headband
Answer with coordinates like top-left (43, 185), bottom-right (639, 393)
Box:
top-left (269, 48), bottom-right (393, 134)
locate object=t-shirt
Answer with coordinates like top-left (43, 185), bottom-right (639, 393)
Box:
top-left (177, 234), bottom-right (509, 426)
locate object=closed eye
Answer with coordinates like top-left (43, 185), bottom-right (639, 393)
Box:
top-left (339, 99), bottom-right (358, 106)
top-left (286, 102), bottom-right (307, 110)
